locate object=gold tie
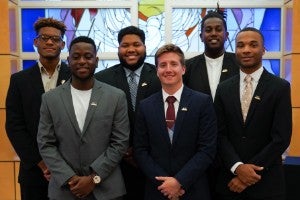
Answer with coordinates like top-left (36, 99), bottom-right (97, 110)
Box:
top-left (241, 75), bottom-right (253, 121)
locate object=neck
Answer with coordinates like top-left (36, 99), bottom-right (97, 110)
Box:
top-left (162, 83), bottom-right (182, 95)
top-left (71, 78), bottom-right (94, 90)
top-left (204, 49), bottom-right (225, 59)
top-left (40, 58), bottom-right (60, 75)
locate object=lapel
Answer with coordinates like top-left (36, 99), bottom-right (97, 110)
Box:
top-left (113, 66), bottom-right (133, 111)
top-left (230, 75), bottom-right (244, 124)
top-left (56, 62), bottom-right (70, 86)
top-left (81, 80), bottom-right (103, 135)
top-left (29, 64), bottom-right (45, 96)
top-left (153, 92), bottom-right (173, 147)
top-left (198, 54), bottom-right (211, 94)
top-left (60, 81), bottom-right (82, 136)
top-left (220, 52), bottom-right (235, 82)
top-left (136, 64), bottom-right (156, 104)
top-left (244, 69), bottom-right (269, 124)
top-left (172, 87), bottom-right (191, 145)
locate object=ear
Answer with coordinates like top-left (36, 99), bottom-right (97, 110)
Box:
top-left (200, 33), bottom-right (203, 42)
top-left (33, 38), bottom-right (38, 47)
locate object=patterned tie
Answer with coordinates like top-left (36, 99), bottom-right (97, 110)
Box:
top-left (241, 75), bottom-right (253, 122)
top-left (128, 72), bottom-right (138, 110)
top-left (166, 96), bottom-right (176, 129)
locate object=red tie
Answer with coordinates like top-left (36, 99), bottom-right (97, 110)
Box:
top-left (166, 96), bottom-right (176, 129)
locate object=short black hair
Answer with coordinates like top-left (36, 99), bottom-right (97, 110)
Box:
top-left (237, 27), bottom-right (265, 44)
top-left (201, 10), bottom-right (227, 32)
top-left (69, 36), bottom-right (97, 52)
top-left (118, 26), bottom-right (145, 44)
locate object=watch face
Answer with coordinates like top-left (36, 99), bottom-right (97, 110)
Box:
top-left (93, 175), bottom-right (101, 184)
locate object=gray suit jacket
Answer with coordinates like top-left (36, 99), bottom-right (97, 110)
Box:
top-left (37, 79), bottom-right (130, 200)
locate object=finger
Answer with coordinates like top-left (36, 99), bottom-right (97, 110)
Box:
top-left (155, 176), bottom-right (167, 181)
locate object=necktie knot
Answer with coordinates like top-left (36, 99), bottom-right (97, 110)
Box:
top-left (166, 96), bottom-right (176, 104)
top-left (244, 75), bottom-right (252, 84)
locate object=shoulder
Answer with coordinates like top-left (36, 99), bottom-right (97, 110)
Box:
top-left (263, 70), bottom-right (290, 88)
top-left (95, 79), bottom-right (125, 95)
top-left (95, 64), bottom-right (121, 77)
top-left (185, 54), bottom-right (204, 66)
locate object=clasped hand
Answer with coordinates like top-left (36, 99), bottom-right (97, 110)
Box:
top-left (156, 176), bottom-right (185, 199)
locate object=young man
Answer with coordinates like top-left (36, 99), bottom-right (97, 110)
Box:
top-left (95, 25), bottom-right (161, 199)
top-left (214, 27), bottom-right (292, 200)
top-left (5, 17), bottom-right (70, 200)
top-left (37, 36), bottom-right (130, 200)
top-left (134, 44), bottom-right (217, 200)
top-left (184, 11), bottom-right (239, 100)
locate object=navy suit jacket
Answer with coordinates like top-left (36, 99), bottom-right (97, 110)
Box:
top-left (5, 62), bottom-right (70, 185)
top-left (214, 69), bottom-right (292, 198)
top-left (134, 86), bottom-right (217, 200)
top-left (184, 52), bottom-right (239, 97)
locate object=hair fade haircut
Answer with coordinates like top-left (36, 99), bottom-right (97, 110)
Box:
top-left (155, 44), bottom-right (185, 66)
top-left (237, 27), bottom-right (265, 44)
top-left (69, 36), bottom-right (97, 53)
top-left (118, 25), bottom-right (146, 44)
top-left (34, 17), bottom-right (67, 37)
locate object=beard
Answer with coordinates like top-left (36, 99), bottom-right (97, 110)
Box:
top-left (118, 53), bottom-right (146, 71)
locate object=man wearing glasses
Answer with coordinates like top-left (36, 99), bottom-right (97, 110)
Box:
top-left (5, 17), bottom-right (70, 200)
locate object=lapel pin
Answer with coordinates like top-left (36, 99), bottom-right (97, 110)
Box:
top-left (254, 96), bottom-right (261, 100)
top-left (91, 102), bottom-right (97, 106)
top-left (61, 80), bottom-right (66, 84)
top-left (222, 69), bottom-right (228, 73)
top-left (141, 82), bottom-right (148, 87)
top-left (181, 107), bottom-right (188, 111)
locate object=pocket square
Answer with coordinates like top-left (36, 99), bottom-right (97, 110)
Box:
top-left (61, 80), bottom-right (66, 84)
top-left (222, 69), bottom-right (228, 73)
top-left (141, 82), bottom-right (148, 87)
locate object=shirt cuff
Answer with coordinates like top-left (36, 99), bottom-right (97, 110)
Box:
top-left (231, 162), bottom-right (243, 174)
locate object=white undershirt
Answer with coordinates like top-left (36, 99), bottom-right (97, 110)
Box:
top-left (205, 54), bottom-right (224, 100)
top-left (71, 85), bottom-right (92, 132)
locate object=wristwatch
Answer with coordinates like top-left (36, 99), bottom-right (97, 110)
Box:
top-left (92, 174), bottom-right (101, 185)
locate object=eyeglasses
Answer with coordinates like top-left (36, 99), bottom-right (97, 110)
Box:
top-left (36, 34), bottom-right (63, 43)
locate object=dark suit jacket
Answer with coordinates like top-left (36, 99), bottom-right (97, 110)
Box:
top-left (133, 86), bottom-right (217, 200)
top-left (214, 69), bottom-right (292, 198)
top-left (94, 62), bottom-right (161, 144)
top-left (184, 52), bottom-right (239, 97)
top-left (5, 62), bottom-right (70, 185)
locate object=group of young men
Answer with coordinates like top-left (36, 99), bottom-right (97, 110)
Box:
top-left (5, 10), bottom-right (292, 200)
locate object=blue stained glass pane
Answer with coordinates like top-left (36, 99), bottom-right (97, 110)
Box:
top-left (22, 9), bottom-right (45, 52)
top-left (22, 60), bottom-right (37, 70)
top-left (260, 9), bottom-right (281, 51)
top-left (263, 59), bottom-right (280, 76)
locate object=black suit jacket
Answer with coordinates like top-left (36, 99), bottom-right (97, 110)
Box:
top-left (184, 52), bottom-right (239, 97)
top-left (94, 63), bottom-right (161, 145)
top-left (5, 62), bottom-right (70, 185)
top-left (214, 69), bottom-right (292, 198)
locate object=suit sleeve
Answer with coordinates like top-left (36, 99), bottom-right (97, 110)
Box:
top-left (5, 74), bottom-right (42, 169)
top-left (249, 81), bottom-right (292, 167)
top-left (133, 102), bottom-right (169, 184)
top-left (174, 96), bottom-right (217, 189)
top-left (214, 86), bottom-right (242, 170)
top-left (90, 91), bottom-right (130, 180)
top-left (37, 93), bottom-right (76, 186)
